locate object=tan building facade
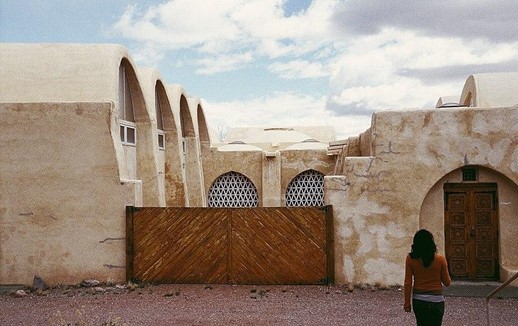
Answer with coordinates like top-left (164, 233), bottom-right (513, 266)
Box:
top-left (0, 44), bottom-right (516, 286)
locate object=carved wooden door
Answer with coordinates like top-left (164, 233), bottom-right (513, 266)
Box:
top-left (444, 183), bottom-right (499, 280)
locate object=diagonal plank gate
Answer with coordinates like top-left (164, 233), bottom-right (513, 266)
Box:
top-left (126, 206), bottom-right (334, 285)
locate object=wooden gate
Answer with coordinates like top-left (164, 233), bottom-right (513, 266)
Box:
top-left (444, 183), bottom-right (499, 280)
top-left (126, 206), bottom-right (333, 285)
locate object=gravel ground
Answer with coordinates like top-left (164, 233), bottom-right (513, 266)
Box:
top-left (0, 284), bottom-right (517, 325)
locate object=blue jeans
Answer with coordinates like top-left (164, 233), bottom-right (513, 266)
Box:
top-left (412, 298), bottom-right (445, 326)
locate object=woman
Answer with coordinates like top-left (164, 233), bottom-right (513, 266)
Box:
top-left (404, 229), bottom-right (452, 325)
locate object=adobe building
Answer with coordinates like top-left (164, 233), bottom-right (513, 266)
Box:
top-left (326, 72), bottom-right (518, 286)
top-left (0, 44), bottom-right (516, 287)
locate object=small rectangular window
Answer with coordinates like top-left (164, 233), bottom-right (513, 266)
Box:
top-left (120, 121), bottom-right (136, 146)
top-left (158, 132), bottom-right (165, 150)
top-left (462, 167), bottom-right (477, 181)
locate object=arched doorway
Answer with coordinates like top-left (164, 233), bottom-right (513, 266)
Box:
top-left (419, 165), bottom-right (518, 282)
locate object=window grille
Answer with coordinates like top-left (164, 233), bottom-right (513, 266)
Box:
top-left (208, 172), bottom-right (258, 207)
top-left (286, 170), bottom-right (324, 207)
top-left (462, 167), bottom-right (477, 181)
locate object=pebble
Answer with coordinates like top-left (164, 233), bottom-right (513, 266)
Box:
top-left (13, 290), bottom-right (27, 297)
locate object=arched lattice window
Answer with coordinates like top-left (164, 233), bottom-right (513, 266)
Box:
top-left (208, 172), bottom-right (258, 207)
top-left (285, 170), bottom-right (324, 207)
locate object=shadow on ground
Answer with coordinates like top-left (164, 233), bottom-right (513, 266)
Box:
top-left (445, 281), bottom-right (518, 298)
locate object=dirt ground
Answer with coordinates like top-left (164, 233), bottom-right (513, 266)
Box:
top-left (0, 284), bottom-right (517, 325)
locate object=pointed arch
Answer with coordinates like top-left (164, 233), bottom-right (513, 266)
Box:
top-left (285, 169), bottom-right (324, 207)
top-left (155, 80), bottom-right (175, 148)
top-left (118, 58), bottom-right (147, 123)
top-left (197, 103), bottom-right (210, 142)
top-left (180, 95), bottom-right (195, 138)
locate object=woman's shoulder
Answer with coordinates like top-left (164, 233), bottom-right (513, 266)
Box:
top-left (435, 253), bottom-right (448, 263)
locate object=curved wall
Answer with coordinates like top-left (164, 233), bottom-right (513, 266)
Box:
top-left (460, 72), bottom-right (518, 108)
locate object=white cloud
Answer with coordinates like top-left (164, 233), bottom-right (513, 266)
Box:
top-left (327, 27), bottom-right (518, 115)
top-left (113, 1), bottom-right (244, 50)
top-left (268, 60), bottom-right (329, 79)
top-left (112, 0), bottom-right (518, 138)
top-left (203, 92), bottom-right (372, 139)
top-left (329, 79), bottom-right (463, 113)
top-left (112, 0), bottom-right (340, 73)
top-left (196, 52), bottom-right (253, 75)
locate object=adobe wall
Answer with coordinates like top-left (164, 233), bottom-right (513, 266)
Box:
top-left (0, 102), bottom-right (133, 285)
top-left (326, 106), bottom-right (518, 286)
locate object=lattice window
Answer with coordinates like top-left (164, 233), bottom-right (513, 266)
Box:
top-left (208, 172), bottom-right (258, 207)
top-left (286, 170), bottom-right (324, 207)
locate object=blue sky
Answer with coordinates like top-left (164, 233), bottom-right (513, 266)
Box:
top-left (2, 0), bottom-right (518, 138)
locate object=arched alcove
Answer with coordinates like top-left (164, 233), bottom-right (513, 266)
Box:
top-left (117, 58), bottom-right (152, 184)
top-left (197, 103), bottom-right (210, 142)
top-left (420, 165), bottom-right (518, 281)
top-left (180, 95), bottom-right (195, 138)
top-left (163, 85), bottom-right (188, 206)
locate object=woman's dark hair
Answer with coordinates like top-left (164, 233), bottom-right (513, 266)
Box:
top-left (409, 229), bottom-right (437, 267)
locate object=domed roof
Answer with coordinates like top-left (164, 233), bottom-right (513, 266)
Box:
top-left (217, 142), bottom-right (263, 152)
top-left (284, 139), bottom-right (328, 150)
top-left (226, 127), bottom-right (312, 144)
top-left (460, 72), bottom-right (518, 107)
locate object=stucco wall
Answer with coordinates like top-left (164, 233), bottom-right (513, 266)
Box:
top-left (0, 44), bottom-right (125, 103)
top-left (326, 106), bottom-right (518, 286)
top-left (0, 44), bottom-right (161, 208)
top-left (164, 85), bottom-right (189, 207)
top-left (0, 102), bottom-right (132, 285)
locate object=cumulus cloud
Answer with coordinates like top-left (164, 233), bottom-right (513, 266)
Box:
top-left (203, 92), bottom-right (371, 138)
top-left (327, 79), bottom-right (463, 114)
top-left (326, 27), bottom-right (518, 115)
top-left (268, 60), bottom-right (329, 79)
top-left (196, 52), bottom-right (254, 75)
top-left (113, 0), bottom-right (518, 138)
top-left (112, 0), bottom-right (339, 71)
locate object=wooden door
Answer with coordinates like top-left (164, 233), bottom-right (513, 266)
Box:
top-left (444, 183), bottom-right (499, 280)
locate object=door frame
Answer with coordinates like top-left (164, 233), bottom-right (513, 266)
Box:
top-left (443, 182), bottom-right (500, 281)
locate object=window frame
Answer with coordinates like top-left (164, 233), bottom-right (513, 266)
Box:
top-left (158, 130), bottom-right (165, 150)
top-left (120, 120), bottom-right (137, 146)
